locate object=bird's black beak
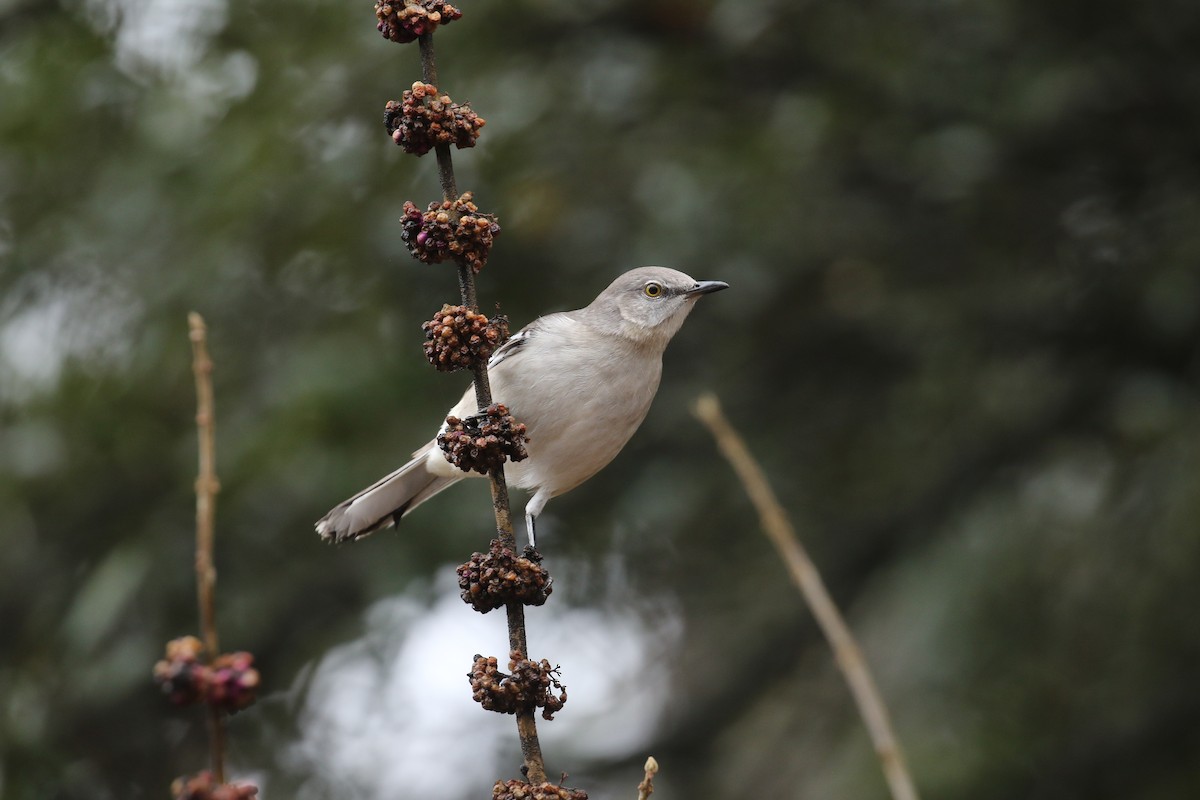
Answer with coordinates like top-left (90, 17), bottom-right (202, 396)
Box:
top-left (686, 280), bottom-right (730, 297)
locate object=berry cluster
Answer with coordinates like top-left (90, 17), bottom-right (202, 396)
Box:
top-left (437, 403), bottom-right (528, 475)
top-left (400, 192), bottom-right (501, 273)
top-left (204, 651), bottom-right (260, 712)
top-left (469, 650), bottom-right (567, 720)
top-left (422, 304), bottom-right (509, 372)
top-left (374, 0), bottom-right (462, 44)
top-left (457, 538), bottom-right (552, 612)
top-left (492, 779), bottom-right (589, 800)
top-left (153, 637), bottom-right (260, 713)
top-left (385, 83), bottom-right (485, 156)
top-left (171, 771), bottom-right (258, 800)
top-left (153, 635), bottom-right (208, 705)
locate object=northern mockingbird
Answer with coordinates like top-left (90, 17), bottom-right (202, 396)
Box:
top-left (316, 266), bottom-right (728, 546)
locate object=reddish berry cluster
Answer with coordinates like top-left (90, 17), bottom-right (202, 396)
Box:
top-left (153, 637), bottom-right (260, 713)
top-left (205, 651), bottom-right (260, 712)
top-left (374, 0), bottom-right (461, 43)
top-left (153, 636), bottom-right (208, 705)
top-left (469, 650), bottom-right (567, 720)
top-left (171, 771), bottom-right (258, 800)
top-left (457, 538), bottom-right (552, 612)
top-left (422, 304), bottom-right (509, 372)
top-left (400, 192), bottom-right (501, 273)
top-left (492, 779), bottom-right (588, 800)
top-left (437, 403), bottom-right (528, 475)
top-left (385, 83), bottom-right (485, 156)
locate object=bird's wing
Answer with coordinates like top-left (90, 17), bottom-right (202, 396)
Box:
top-left (488, 317), bottom-right (542, 368)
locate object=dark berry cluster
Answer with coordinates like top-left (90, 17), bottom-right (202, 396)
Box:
top-left (400, 192), bottom-right (501, 273)
top-left (171, 771), bottom-right (258, 800)
top-left (385, 82), bottom-right (485, 156)
top-left (457, 538), bottom-right (552, 612)
top-left (437, 403), bottom-right (528, 475)
top-left (469, 650), bottom-right (567, 721)
top-left (205, 651), bottom-right (260, 712)
top-left (153, 635), bottom-right (208, 705)
top-left (374, 0), bottom-right (462, 43)
top-left (492, 779), bottom-right (589, 800)
top-left (153, 637), bottom-right (260, 713)
top-left (422, 304), bottom-right (509, 372)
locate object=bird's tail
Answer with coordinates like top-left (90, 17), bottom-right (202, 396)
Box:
top-left (316, 442), bottom-right (460, 543)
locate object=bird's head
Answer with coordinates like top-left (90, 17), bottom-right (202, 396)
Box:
top-left (588, 266), bottom-right (729, 346)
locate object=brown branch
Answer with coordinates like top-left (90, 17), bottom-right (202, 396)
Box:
top-left (416, 29), bottom-right (546, 787)
top-left (417, 34), bottom-right (461, 207)
top-left (417, 32), bottom-right (438, 93)
top-left (692, 393), bottom-right (920, 800)
top-left (187, 312), bottom-right (227, 783)
top-left (636, 756), bottom-right (659, 800)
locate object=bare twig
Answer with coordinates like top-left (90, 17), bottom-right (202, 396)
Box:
top-left (187, 311), bottom-right (227, 783)
top-left (416, 29), bottom-right (546, 786)
top-left (692, 393), bottom-right (920, 800)
top-left (636, 756), bottom-right (659, 800)
top-left (417, 34), bottom-right (462, 215)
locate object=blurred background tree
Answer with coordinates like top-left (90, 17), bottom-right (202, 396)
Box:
top-left (2, 0), bottom-right (1198, 798)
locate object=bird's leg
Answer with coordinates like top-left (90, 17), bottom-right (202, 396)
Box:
top-left (523, 490), bottom-right (550, 552)
top-left (525, 510), bottom-right (537, 550)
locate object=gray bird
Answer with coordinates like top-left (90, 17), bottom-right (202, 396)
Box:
top-left (316, 266), bottom-right (728, 546)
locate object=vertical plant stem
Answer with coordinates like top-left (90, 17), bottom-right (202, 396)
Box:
top-left (416, 29), bottom-right (546, 786)
top-left (417, 33), bottom-right (438, 98)
top-left (692, 393), bottom-right (921, 800)
top-left (418, 35), bottom-right (461, 208)
top-left (636, 756), bottom-right (659, 800)
top-left (188, 312), bottom-right (227, 783)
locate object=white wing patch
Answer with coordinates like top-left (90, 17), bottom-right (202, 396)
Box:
top-left (489, 322), bottom-right (538, 368)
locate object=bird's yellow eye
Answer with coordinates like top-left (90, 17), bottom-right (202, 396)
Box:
top-left (643, 281), bottom-right (663, 298)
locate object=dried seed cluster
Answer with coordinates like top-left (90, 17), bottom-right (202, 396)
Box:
top-left (437, 403), bottom-right (528, 475)
top-left (153, 637), bottom-right (260, 713)
top-left (422, 304), bottom-right (509, 372)
top-left (457, 538), bottom-right (552, 612)
top-left (469, 650), bottom-right (568, 720)
top-left (374, 0), bottom-right (462, 44)
top-left (492, 780), bottom-right (589, 800)
top-left (400, 192), bottom-right (501, 273)
top-left (385, 82), bottom-right (485, 156)
top-left (153, 635), bottom-right (208, 706)
top-left (204, 651), bottom-right (260, 712)
top-left (171, 771), bottom-right (258, 800)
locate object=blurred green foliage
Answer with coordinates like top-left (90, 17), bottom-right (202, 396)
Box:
top-left (2, 0), bottom-right (1199, 798)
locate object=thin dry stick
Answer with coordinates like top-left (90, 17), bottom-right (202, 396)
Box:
top-left (416, 32), bottom-right (547, 786)
top-left (188, 311), bottom-right (227, 783)
top-left (692, 393), bottom-right (920, 800)
top-left (636, 756), bottom-right (659, 800)
top-left (417, 35), bottom-right (460, 210)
